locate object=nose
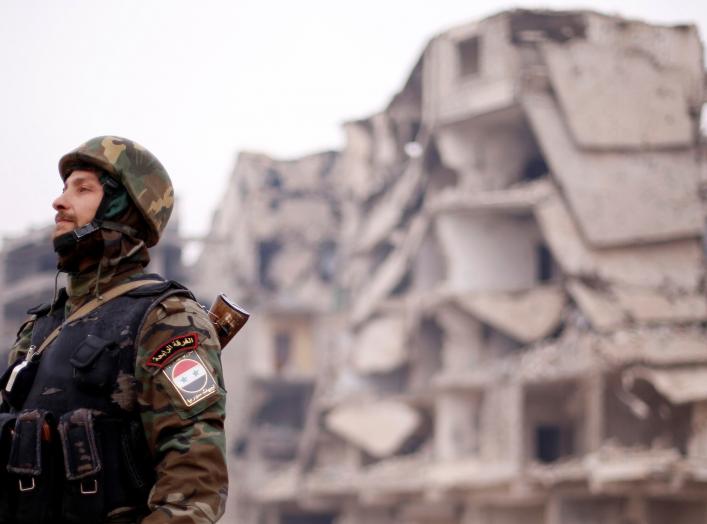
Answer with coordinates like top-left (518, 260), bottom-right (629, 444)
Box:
top-left (52, 191), bottom-right (68, 211)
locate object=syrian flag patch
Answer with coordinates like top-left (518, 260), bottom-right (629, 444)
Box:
top-left (163, 351), bottom-right (218, 407)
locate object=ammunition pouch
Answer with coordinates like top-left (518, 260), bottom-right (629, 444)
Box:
top-left (6, 410), bottom-right (60, 524)
top-left (58, 409), bottom-right (104, 524)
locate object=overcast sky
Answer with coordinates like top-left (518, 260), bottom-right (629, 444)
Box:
top-left (1, 0), bottom-right (706, 246)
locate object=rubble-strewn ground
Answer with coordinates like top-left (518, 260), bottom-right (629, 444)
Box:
top-left (192, 9), bottom-right (707, 524)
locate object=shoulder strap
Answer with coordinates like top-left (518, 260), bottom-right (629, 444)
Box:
top-left (31, 279), bottom-right (163, 358)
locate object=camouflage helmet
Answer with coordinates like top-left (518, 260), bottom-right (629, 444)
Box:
top-left (58, 136), bottom-right (173, 247)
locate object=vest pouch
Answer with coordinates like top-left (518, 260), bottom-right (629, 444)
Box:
top-left (70, 334), bottom-right (119, 393)
top-left (6, 409), bottom-right (60, 524)
top-left (58, 409), bottom-right (105, 524)
top-left (0, 413), bottom-right (16, 524)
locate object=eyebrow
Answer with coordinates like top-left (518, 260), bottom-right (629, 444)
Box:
top-left (64, 173), bottom-right (101, 189)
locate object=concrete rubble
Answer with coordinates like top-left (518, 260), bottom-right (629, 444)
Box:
top-left (453, 285), bottom-right (566, 344)
top-left (188, 8), bottom-right (707, 524)
top-left (324, 400), bottom-right (422, 458)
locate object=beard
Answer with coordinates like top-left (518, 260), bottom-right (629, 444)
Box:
top-left (53, 228), bottom-right (105, 273)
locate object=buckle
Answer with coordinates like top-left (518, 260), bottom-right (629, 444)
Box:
top-left (80, 479), bottom-right (98, 495)
top-left (73, 223), bottom-right (98, 240)
top-left (18, 477), bottom-right (35, 492)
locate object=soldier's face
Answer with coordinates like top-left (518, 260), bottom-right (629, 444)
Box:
top-left (52, 170), bottom-right (105, 239)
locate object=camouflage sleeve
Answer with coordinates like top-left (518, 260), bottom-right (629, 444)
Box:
top-left (134, 295), bottom-right (228, 524)
top-left (7, 318), bottom-right (35, 365)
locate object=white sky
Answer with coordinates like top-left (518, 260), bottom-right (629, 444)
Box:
top-left (1, 0), bottom-right (706, 244)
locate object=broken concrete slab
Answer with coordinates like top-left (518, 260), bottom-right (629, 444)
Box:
top-left (454, 286), bottom-right (566, 344)
top-left (527, 458), bottom-right (587, 486)
top-left (613, 287), bottom-right (707, 324)
top-left (535, 189), bottom-right (703, 290)
top-left (427, 178), bottom-right (553, 216)
top-left (351, 315), bottom-right (408, 374)
top-left (427, 459), bottom-right (515, 490)
top-left (356, 160), bottom-right (425, 252)
top-left (524, 91), bottom-right (703, 247)
top-left (585, 446), bottom-right (680, 486)
top-left (542, 40), bottom-right (693, 149)
top-left (324, 400), bottom-right (422, 458)
top-left (585, 15), bottom-right (705, 111)
top-left (351, 216), bottom-right (428, 325)
top-left (624, 366), bottom-right (707, 405)
top-left (569, 280), bottom-right (707, 330)
top-left (596, 328), bottom-right (707, 367)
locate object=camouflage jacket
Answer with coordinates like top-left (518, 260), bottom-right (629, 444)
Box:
top-left (7, 279), bottom-right (228, 524)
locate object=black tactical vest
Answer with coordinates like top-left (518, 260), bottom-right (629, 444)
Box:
top-left (0, 275), bottom-right (193, 524)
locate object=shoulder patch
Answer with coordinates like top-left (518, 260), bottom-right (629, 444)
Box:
top-left (147, 332), bottom-right (199, 368)
top-left (162, 351), bottom-right (218, 408)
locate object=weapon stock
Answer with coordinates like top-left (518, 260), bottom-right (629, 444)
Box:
top-left (208, 294), bottom-right (250, 349)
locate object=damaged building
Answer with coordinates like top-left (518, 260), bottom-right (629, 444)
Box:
top-left (193, 9), bottom-right (707, 524)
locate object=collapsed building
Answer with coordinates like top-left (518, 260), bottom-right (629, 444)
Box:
top-left (190, 9), bottom-right (707, 524)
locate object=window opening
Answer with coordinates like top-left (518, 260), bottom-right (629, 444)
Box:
top-left (458, 36), bottom-right (481, 77)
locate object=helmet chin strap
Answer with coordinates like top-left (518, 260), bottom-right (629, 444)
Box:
top-left (53, 220), bottom-right (101, 262)
top-left (53, 219), bottom-right (140, 259)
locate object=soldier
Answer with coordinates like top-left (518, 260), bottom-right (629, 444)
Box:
top-left (0, 136), bottom-right (228, 523)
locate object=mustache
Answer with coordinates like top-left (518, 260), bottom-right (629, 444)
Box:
top-left (55, 212), bottom-right (75, 223)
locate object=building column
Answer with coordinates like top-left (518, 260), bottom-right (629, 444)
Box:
top-left (584, 371), bottom-right (605, 453)
top-left (688, 400), bottom-right (707, 459)
top-left (435, 391), bottom-right (481, 460)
